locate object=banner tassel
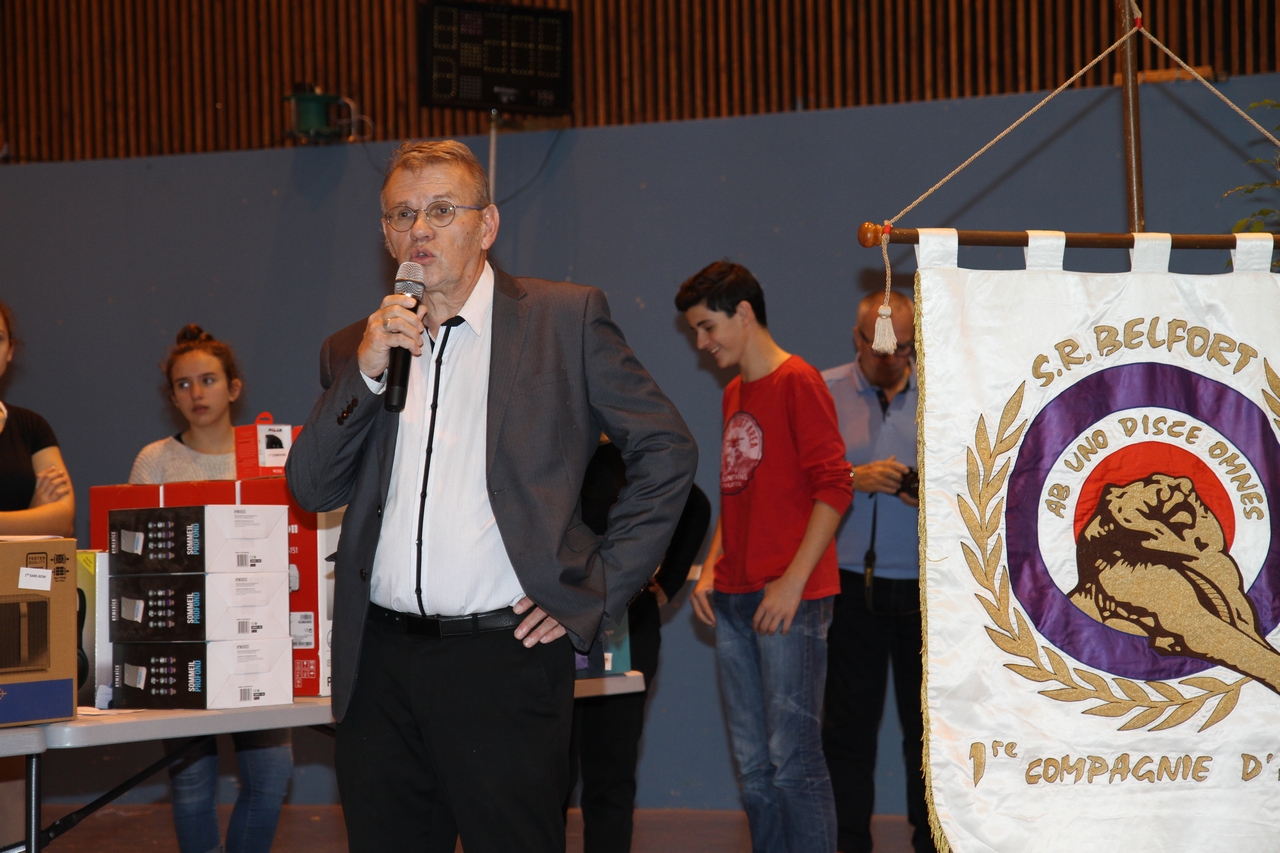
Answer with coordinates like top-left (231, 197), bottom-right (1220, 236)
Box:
top-left (873, 304), bottom-right (897, 353)
top-left (873, 223), bottom-right (898, 354)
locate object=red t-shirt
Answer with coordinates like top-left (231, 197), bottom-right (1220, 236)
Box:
top-left (717, 355), bottom-right (853, 598)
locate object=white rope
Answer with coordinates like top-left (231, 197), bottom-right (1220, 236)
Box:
top-left (870, 7), bottom-right (1280, 355)
top-left (883, 28), bottom-right (1139, 231)
top-left (874, 234), bottom-right (896, 352)
top-left (871, 27), bottom-right (1140, 352)
top-left (1138, 28), bottom-right (1280, 150)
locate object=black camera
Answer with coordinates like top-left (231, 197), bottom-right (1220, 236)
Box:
top-left (898, 467), bottom-right (919, 500)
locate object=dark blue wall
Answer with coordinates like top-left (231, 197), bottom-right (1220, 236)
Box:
top-left (1, 71), bottom-right (1275, 812)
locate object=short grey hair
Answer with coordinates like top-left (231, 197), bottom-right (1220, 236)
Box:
top-left (382, 140), bottom-right (491, 208)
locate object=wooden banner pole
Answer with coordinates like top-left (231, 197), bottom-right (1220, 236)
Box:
top-left (1119, 0), bottom-right (1146, 232)
top-left (856, 224), bottom-right (1279, 250)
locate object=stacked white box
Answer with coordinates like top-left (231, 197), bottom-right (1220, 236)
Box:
top-left (106, 505), bottom-right (292, 710)
top-left (109, 572), bottom-right (291, 642)
top-left (112, 637), bottom-right (293, 709)
top-left (109, 505), bottom-right (288, 575)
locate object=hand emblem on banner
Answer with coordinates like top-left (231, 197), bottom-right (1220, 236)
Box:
top-left (1071, 474), bottom-right (1280, 692)
top-left (962, 382), bottom-right (1251, 732)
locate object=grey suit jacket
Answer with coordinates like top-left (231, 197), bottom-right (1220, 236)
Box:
top-left (286, 267), bottom-right (697, 720)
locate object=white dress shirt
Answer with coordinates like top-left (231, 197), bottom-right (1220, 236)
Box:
top-left (366, 263), bottom-right (526, 616)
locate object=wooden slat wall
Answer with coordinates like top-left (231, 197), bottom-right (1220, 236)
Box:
top-left (1, 0), bottom-right (1275, 163)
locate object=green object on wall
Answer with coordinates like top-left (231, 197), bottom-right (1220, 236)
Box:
top-left (285, 83), bottom-right (355, 142)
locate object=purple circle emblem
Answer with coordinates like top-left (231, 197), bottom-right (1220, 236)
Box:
top-left (1006, 363), bottom-right (1280, 680)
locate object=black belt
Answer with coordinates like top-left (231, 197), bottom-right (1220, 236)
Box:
top-left (367, 602), bottom-right (522, 638)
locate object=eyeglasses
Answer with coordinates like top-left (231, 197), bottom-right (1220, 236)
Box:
top-left (383, 202), bottom-right (484, 232)
top-left (857, 329), bottom-right (914, 358)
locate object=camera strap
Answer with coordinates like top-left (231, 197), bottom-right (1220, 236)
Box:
top-left (863, 496), bottom-right (878, 611)
top-left (862, 384), bottom-right (893, 611)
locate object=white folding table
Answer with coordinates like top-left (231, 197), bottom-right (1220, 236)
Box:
top-left (576, 670), bottom-right (645, 698)
top-left (0, 727), bottom-right (45, 760)
top-left (4, 673), bottom-right (645, 852)
top-left (3, 698), bottom-right (334, 853)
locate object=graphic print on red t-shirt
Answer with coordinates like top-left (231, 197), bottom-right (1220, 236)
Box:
top-left (721, 411), bottom-right (763, 494)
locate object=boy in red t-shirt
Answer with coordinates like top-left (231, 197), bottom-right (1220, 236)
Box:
top-left (676, 261), bottom-right (852, 853)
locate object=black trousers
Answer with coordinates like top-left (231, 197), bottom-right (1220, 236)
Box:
top-left (566, 591), bottom-right (662, 853)
top-left (822, 570), bottom-right (936, 853)
top-left (336, 615), bottom-right (575, 853)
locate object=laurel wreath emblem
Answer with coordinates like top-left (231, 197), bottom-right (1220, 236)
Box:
top-left (1261, 359), bottom-right (1280, 428)
top-left (961, 381), bottom-right (1250, 732)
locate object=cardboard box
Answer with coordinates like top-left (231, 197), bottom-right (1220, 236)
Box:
top-left (89, 477), bottom-right (339, 696)
top-left (240, 477), bottom-right (340, 697)
top-left (89, 484), bottom-right (162, 551)
top-left (81, 551), bottom-right (116, 708)
top-left (108, 505), bottom-right (288, 575)
top-left (89, 482), bottom-right (237, 553)
top-left (164, 480), bottom-right (237, 508)
top-left (235, 413), bottom-right (293, 480)
top-left (0, 537), bottom-right (78, 727)
top-left (284, 510), bottom-right (340, 697)
top-left (315, 511), bottom-right (340, 694)
top-left (574, 612), bottom-right (632, 680)
top-left (108, 573), bottom-right (290, 642)
top-left (112, 637), bottom-right (293, 710)
top-left (602, 611), bottom-right (632, 674)
top-left (76, 551), bottom-right (103, 707)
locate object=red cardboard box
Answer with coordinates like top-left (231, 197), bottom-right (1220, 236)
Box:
top-left (89, 481), bottom-right (238, 553)
top-left (88, 484), bottom-right (162, 552)
top-left (88, 476), bottom-right (338, 697)
top-left (164, 480), bottom-right (238, 508)
top-left (241, 478), bottom-right (338, 697)
top-left (235, 413), bottom-right (293, 480)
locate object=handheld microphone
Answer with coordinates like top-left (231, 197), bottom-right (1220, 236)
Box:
top-left (385, 262), bottom-right (426, 413)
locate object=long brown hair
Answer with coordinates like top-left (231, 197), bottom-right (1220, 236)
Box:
top-left (0, 299), bottom-right (18, 352)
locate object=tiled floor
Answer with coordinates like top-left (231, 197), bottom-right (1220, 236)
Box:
top-left (39, 804), bottom-right (917, 851)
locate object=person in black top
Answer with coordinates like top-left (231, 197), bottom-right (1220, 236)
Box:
top-left (569, 437), bottom-right (712, 853)
top-left (0, 300), bottom-right (74, 536)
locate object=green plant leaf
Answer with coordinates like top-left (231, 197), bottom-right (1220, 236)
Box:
top-left (1224, 128), bottom-right (1280, 234)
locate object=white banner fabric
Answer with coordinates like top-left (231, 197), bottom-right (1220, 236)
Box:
top-left (919, 232), bottom-right (1280, 852)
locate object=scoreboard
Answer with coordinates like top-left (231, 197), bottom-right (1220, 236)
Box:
top-left (418, 2), bottom-right (573, 114)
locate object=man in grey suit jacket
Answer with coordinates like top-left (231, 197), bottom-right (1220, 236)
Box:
top-left (286, 140), bottom-right (696, 853)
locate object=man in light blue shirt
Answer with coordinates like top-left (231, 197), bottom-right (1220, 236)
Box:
top-left (821, 291), bottom-right (934, 853)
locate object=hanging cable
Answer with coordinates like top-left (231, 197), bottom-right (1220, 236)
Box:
top-left (496, 128), bottom-right (566, 206)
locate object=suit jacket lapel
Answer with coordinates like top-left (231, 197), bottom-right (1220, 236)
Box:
top-left (488, 267), bottom-right (529, 475)
top-left (375, 408), bottom-right (399, 501)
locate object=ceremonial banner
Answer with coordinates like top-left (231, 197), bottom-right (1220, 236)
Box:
top-left (919, 229), bottom-right (1280, 852)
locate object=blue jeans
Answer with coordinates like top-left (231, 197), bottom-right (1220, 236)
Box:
top-left (714, 590), bottom-right (837, 853)
top-left (167, 729), bottom-right (293, 853)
